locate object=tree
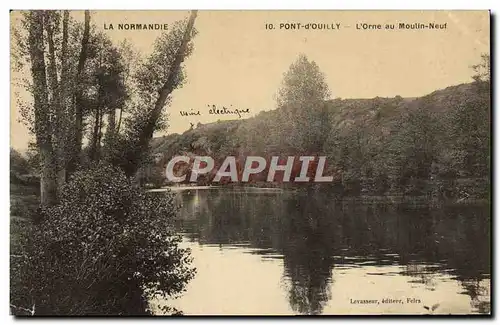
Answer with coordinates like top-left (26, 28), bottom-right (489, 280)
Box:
top-left (11, 10), bottom-right (200, 315)
top-left (276, 55), bottom-right (331, 155)
top-left (14, 10), bottom-right (93, 206)
top-left (26, 11), bottom-right (58, 206)
top-left (116, 10), bottom-right (198, 177)
top-left (471, 53), bottom-right (490, 83)
top-left (57, 11), bottom-right (71, 186)
top-left (386, 108), bottom-right (439, 195)
top-left (105, 39), bottom-right (138, 148)
top-left (277, 54), bottom-right (331, 110)
top-left (66, 10), bottom-right (91, 176)
top-left (84, 32), bottom-right (129, 162)
top-left (449, 91), bottom-right (490, 178)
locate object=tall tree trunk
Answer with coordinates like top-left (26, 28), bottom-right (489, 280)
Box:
top-left (45, 12), bottom-right (59, 110)
top-left (96, 110), bottom-right (104, 161)
top-left (59, 10), bottom-right (70, 183)
top-left (89, 100), bottom-right (102, 162)
top-left (103, 108), bottom-right (118, 164)
top-left (104, 108), bottom-right (116, 148)
top-left (116, 107), bottom-right (123, 134)
top-left (28, 11), bottom-right (57, 207)
top-left (44, 11), bottom-right (66, 196)
top-left (67, 10), bottom-right (90, 176)
top-left (107, 109), bottom-right (116, 137)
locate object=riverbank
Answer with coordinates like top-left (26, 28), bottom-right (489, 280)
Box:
top-left (148, 185), bottom-right (284, 193)
top-left (147, 184), bottom-right (489, 207)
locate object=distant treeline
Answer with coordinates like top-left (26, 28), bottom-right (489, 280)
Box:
top-left (147, 80), bottom-right (490, 201)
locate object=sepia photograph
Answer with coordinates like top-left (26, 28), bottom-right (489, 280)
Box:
top-left (9, 10), bottom-right (491, 316)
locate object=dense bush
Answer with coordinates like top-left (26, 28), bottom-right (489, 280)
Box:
top-left (10, 149), bottom-right (30, 176)
top-left (11, 164), bottom-right (195, 315)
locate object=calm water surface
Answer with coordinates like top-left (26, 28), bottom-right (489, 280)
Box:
top-left (153, 188), bottom-right (491, 315)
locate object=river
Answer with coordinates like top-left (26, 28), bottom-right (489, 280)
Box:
top-left (151, 188), bottom-right (491, 315)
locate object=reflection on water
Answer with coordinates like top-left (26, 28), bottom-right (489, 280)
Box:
top-left (153, 188), bottom-right (491, 315)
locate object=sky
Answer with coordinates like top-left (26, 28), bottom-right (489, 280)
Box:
top-left (10, 10), bottom-right (490, 151)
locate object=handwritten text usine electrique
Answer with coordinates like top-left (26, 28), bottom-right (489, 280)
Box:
top-left (180, 105), bottom-right (251, 119)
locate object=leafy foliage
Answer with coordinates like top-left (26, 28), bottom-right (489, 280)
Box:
top-left (277, 54), bottom-right (331, 110)
top-left (277, 55), bottom-right (331, 154)
top-left (150, 57), bottom-right (490, 200)
top-left (10, 149), bottom-right (31, 176)
top-left (11, 165), bottom-right (195, 315)
top-left (116, 17), bottom-right (198, 177)
top-left (11, 10), bottom-right (200, 316)
top-left (471, 54), bottom-right (490, 82)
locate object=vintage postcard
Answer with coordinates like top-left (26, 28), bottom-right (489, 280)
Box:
top-left (10, 10), bottom-right (491, 316)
